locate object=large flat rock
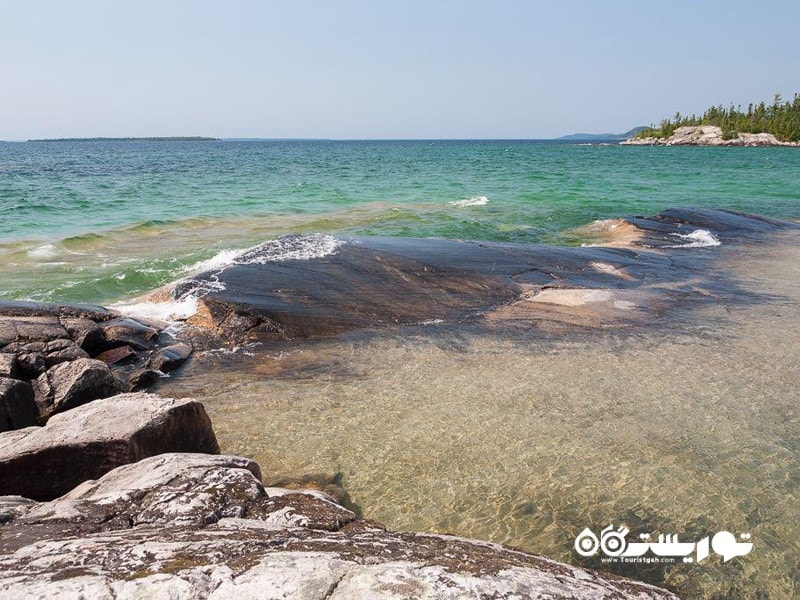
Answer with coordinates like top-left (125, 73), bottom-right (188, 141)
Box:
top-left (0, 394), bottom-right (219, 500)
top-left (170, 208), bottom-right (796, 345)
top-left (0, 453), bottom-right (678, 599)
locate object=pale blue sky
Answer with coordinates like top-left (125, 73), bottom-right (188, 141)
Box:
top-left (1, 0), bottom-right (798, 139)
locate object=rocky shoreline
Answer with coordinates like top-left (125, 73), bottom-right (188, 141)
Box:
top-left (620, 125), bottom-right (800, 146)
top-left (2, 208), bottom-right (797, 598)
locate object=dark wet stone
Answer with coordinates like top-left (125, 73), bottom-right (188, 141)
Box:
top-left (625, 207), bottom-right (798, 246)
top-left (179, 238), bottom-right (678, 343)
top-left (174, 209), bottom-right (797, 348)
top-left (151, 343), bottom-right (192, 372)
top-left (0, 378), bottom-right (38, 432)
top-left (127, 368), bottom-right (162, 391)
top-left (100, 318), bottom-right (159, 351)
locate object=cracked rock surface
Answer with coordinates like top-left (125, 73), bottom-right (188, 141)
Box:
top-left (0, 452), bottom-right (678, 599)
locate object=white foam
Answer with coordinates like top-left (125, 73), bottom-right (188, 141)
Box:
top-left (449, 196), bottom-right (489, 207)
top-left (183, 234), bottom-right (345, 275)
top-left (114, 235), bottom-right (345, 327)
top-left (111, 296), bottom-right (200, 323)
top-left (202, 342), bottom-right (263, 357)
top-left (590, 219), bottom-right (617, 228)
top-left (666, 229), bottom-right (721, 248)
top-left (183, 249), bottom-right (242, 274)
top-left (27, 243), bottom-right (58, 258)
top-left (235, 233), bottom-right (344, 265)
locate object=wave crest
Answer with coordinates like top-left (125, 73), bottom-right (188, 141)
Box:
top-left (449, 196), bottom-right (489, 207)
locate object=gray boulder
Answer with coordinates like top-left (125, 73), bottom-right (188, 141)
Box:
top-left (0, 453), bottom-right (678, 600)
top-left (13, 349), bottom-right (46, 378)
top-left (3, 339), bottom-right (89, 377)
top-left (34, 357), bottom-right (120, 416)
top-left (0, 378), bottom-right (38, 432)
top-left (41, 338), bottom-right (90, 368)
top-left (61, 316), bottom-right (105, 353)
top-left (0, 316), bottom-right (69, 344)
top-left (0, 393), bottom-right (219, 500)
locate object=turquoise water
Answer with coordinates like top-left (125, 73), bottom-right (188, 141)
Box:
top-left (1, 140), bottom-right (799, 303)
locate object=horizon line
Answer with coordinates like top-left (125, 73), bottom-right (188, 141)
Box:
top-left (1, 135), bottom-right (627, 143)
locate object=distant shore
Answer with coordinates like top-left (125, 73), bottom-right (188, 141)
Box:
top-left (621, 125), bottom-right (800, 147)
top-left (27, 136), bottom-right (220, 142)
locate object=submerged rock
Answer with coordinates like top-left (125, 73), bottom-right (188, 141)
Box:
top-left (0, 393), bottom-right (219, 500)
top-left (127, 367), bottom-right (163, 391)
top-left (0, 453), bottom-right (678, 599)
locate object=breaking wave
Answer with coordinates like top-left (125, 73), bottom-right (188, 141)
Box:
top-left (183, 233), bottom-right (345, 274)
top-left (112, 234), bottom-right (345, 324)
top-left (449, 196), bottom-right (489, 207)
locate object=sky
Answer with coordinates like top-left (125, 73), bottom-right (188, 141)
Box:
top-left (1, 0), bottom-right (798, 140)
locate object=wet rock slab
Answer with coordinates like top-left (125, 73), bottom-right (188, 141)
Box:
top-left (175, 208), bottom-right (797, 346)
top-left (0, 453), bottom-right (678, 599)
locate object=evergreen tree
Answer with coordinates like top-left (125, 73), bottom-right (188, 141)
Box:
top-left (637, 92), bottom-right (800, 141)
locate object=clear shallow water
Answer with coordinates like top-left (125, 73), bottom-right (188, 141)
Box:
top-left (1, 140), bottom-right (799, 303)
top-left (160, 236), bottom-right (800, 599)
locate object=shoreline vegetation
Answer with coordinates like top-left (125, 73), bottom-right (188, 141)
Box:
top-left (27, 136), bottom-right (220, 142)
top-left (623, 93), bottom-right (800, 146)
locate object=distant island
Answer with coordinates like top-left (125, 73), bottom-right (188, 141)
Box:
top-left (623, 93), bottom-right (800, 146)
top-left (28, 136), bottom-right (220, 142)
top-left (557, 127), bottom-right (647, 141)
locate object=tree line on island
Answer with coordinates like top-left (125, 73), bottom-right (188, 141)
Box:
top-left (637, 93), bottom-right (800, 142)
